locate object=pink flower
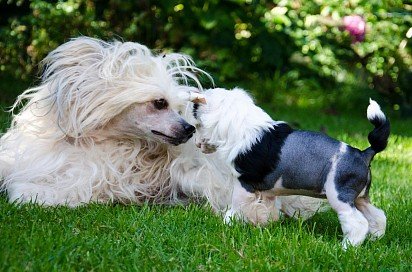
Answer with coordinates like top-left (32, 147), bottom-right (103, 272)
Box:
top-left (342, 15), bottom-right (366, 43)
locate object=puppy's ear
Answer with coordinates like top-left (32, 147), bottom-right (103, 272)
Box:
top-left (191, 95), bottom-right (206, 104)
top-left (189, 92), bottom-right (207, 104)
top-left (178, 87), bottom-right (207, 104)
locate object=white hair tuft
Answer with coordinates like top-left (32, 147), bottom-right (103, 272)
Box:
top-left (367, 98), bottom-right (386, 122)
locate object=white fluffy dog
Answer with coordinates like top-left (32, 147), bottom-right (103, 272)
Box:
top-left (192, 88), bottom-right (389, 248)
top-left (0, 37), bottom-right (206, 205)
top-left (0, 37), bottom-right (324, 220)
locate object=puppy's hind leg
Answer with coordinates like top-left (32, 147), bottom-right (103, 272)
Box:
top-left (336, 205), bottom-right (369, 249)
top-left (355, 197), bottom-right (386, 240)
top-left (326, 180), bottom-right (369, 248)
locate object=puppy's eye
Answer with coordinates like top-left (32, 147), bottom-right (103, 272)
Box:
top-left (153, 99), bottom-right (168, 110)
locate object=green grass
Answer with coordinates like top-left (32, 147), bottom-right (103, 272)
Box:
top-left (1, 94), bottom-right (411, 271)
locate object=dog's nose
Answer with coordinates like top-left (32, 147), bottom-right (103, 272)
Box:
top-left (183, 123), bottom-right (196, 134)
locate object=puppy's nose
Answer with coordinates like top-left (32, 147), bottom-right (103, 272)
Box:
top-left (183, 123), bottom-right (196, 134)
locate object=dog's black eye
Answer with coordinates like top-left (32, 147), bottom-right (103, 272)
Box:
top-left (153, 99), bottom-right (168, 110)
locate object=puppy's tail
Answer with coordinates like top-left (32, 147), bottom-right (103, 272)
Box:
top-left (363, 99), bottom-right (390, 163)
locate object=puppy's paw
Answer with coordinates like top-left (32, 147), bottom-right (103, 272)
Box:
top-left (195, 138), bottom-right (217, 154)
top-left (200, 143), bottom-right (217, 154)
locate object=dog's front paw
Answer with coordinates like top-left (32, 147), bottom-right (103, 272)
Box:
top-left (195, 138), bottom-right (217, 154)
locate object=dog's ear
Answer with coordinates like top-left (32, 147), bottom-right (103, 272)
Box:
top-left (37, 37), bottom-right (149, 137)
top-left (40, 37), bottom-right (106, 81)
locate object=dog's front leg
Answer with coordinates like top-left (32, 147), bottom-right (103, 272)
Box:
top-left (225, 181), bottom-right (278, 225)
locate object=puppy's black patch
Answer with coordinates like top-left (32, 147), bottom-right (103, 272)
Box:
top-left (234, 123), bottom-right (293, 192)
top-left (193, 103), bottom-right (199, 119)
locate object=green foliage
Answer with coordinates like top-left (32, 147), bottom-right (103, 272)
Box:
top-left (0, 0), bottom-right (411, 114)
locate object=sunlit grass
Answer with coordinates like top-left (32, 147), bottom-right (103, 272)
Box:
top-left (0, 97), bottom-right (411, 271)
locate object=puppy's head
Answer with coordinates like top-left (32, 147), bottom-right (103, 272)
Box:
top-left (192, 88), bottom-right (254, 146)
top-left (36, 37), bottom-right (207, 144)
top-left (192, 88), bottom-right (273, 158)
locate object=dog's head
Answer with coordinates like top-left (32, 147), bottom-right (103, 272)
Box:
top-left (33, 37), bottom-right (209, 145)
top-left (107, 96), bottom-right (196, 145)
top-left (192, 88), bottom-right (273, 159)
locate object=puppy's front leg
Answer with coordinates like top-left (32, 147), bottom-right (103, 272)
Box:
top-left (224, 181), bottom-right (252, 224)
top-left (225, 181), bottom-right (279, 225)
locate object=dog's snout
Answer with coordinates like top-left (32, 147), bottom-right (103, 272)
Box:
top-left (183, 123), bottom-right (196, 134)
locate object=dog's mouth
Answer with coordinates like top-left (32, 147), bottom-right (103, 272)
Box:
top-left (151, 130), bottom-right (193, 146)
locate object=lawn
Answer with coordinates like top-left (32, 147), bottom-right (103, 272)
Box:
top-left (0, 92), bottom-right (411, 271)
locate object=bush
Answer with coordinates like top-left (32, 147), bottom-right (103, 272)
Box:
top-left (0, 0), bottom-right (411, 115)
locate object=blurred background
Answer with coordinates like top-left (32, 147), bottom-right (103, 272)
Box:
top-left (1, 0), bottom-right (411, 117)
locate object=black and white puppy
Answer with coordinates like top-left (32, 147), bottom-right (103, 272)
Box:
top-left (193, 88), bottom-right (390, 248)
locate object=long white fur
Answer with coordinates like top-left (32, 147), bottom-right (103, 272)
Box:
top-left (0, 37), bottom-right (205, 205)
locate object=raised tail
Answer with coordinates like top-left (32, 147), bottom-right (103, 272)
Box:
top-left (363, 99), bottom-right (390, 162)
